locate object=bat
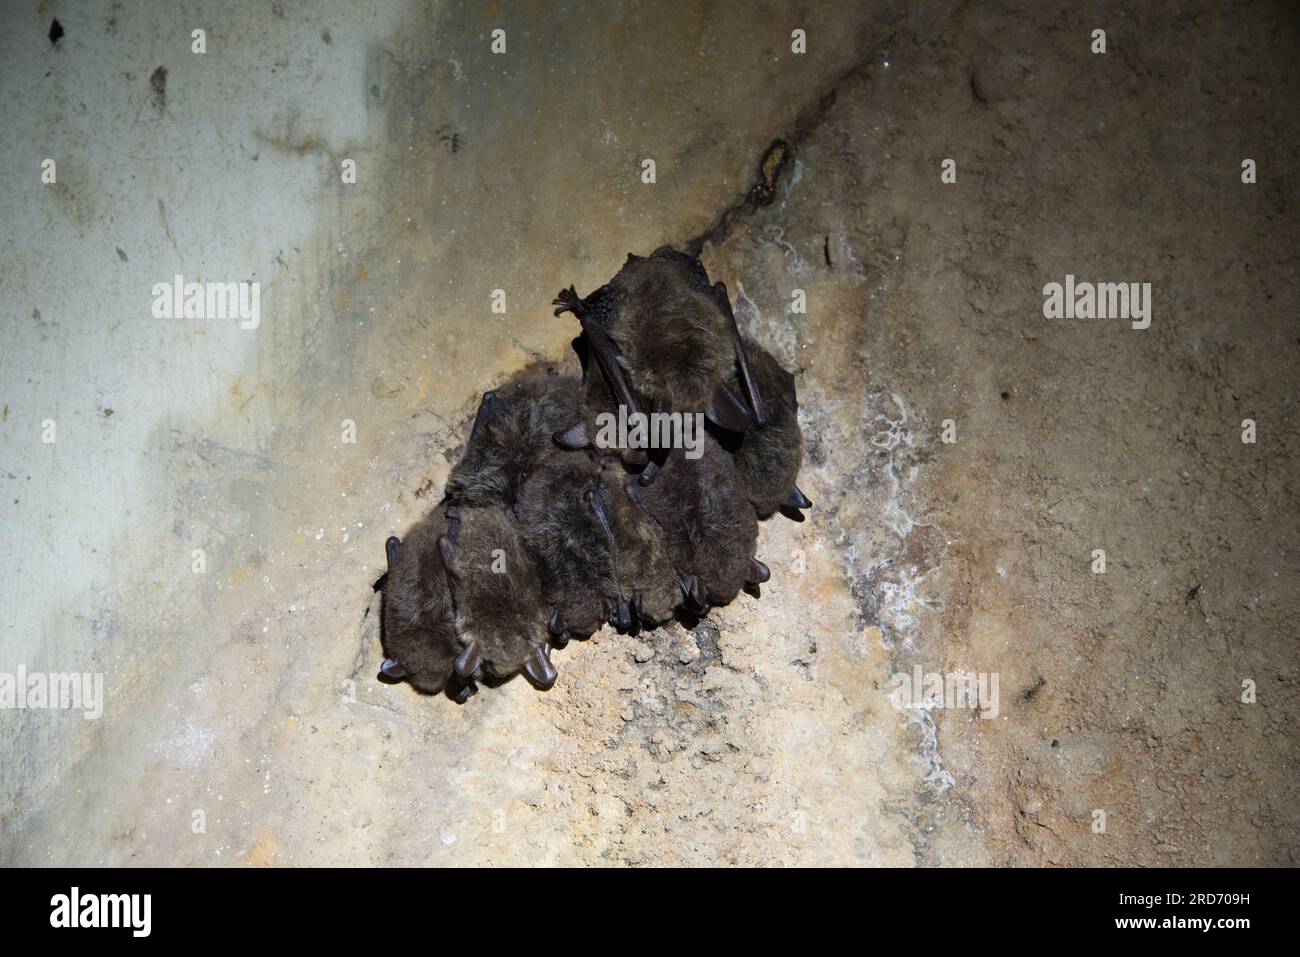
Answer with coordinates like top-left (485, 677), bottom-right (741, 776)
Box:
top-left (373, 249), bottom-right (809, 702)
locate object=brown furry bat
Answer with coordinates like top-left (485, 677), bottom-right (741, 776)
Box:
top-left (446, 374), bottom-right (582, 507)
top-left (722, 336), bottom-right (809, 520)
top-left (442, 505), bottom-right (558, 689)
top-left (378, 509), bottom-right (467, 699)
top-left (512, 449), bottom-right (630, 641)
top-left (378, 505), bottom-right (559, 700)
top-left (597, 457), bottom-right (682, 627)
top-left (552, 246), bottom-right (763, 444)
top-left (627, 439), bottom-right (761, 612)
top-left (376, 248), bottom-right (809, 704)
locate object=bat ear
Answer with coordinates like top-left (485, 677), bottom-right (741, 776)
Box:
top-left (523, 644), bottom-right (558, 690)
top-left (553, 421), bottom-right (591, 449)
top-left (706, 382), bottom-right (753, 433)
top-left (746, 558), bottom-right (771, 585)
top-left (373, 535), bottom-right (402, 591)
top-left (468, 391), bottom-right (503, 443)
top-left (606, 597), bottom-right (633, 632)
top-left (783, 485), bottom-right (812, 509)
top-left (547, 611), bottom-right (570, 648)
top-left (454, 640), bottom-right (482, 679)
top-left (779, 485), bottom-right (810, 522)
top-left (679, 576), bottom-right (709, 615)
top-left (377, 658), bottom-right (407, 683)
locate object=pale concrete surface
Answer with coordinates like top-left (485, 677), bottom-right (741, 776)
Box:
top-left (1, 0), bottom-right (1296, 866)
top-left (0, 0), bottom-right (406, 859)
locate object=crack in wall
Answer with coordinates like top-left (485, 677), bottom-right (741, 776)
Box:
top-left (683, 28), bottom-right (900, 255)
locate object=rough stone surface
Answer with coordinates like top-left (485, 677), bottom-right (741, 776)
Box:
top-left (2, 1), bottom-right (1295, 866)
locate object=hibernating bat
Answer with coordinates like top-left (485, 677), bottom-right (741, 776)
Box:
top-left (446, 374), bottom-right (581, 508)
top-left (373, 248), bottom-right (809, 702)
top-left (551, 246), bottom-right (765, 446)
top-left (722, 335), bottom-right (809, 520)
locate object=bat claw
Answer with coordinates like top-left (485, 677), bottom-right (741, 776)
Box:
top-left (680, 576), bottom-right (709, 615)
top-left (552, 285), bottom-right (586, 318)
top-left (609, 598), bottom-right (633, 632)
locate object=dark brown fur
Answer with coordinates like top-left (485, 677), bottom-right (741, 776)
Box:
top-left (444, 506), bottom-right (550, 679)
top-left (514, 450), bottom-right (621, 637)
top-left (637, 440), bottom-right (757, 607)
top-left (606, 253), bottom-right (734, 412)
top-left (379, 250), bottom-right (807, 702)
top-left (446, 375), bottom-right (582, 506)
top-left (598, 458), bottom-right (681, 625)
top-left (380, 508), bottom-right (464, 695)
top-left (558, 247), bottom-right (737, 414)
top-left (726, 337), bottom-right (803, 517)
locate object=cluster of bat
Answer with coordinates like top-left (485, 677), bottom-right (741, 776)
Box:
top-left (372, 247), bottom-right (810, 703)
